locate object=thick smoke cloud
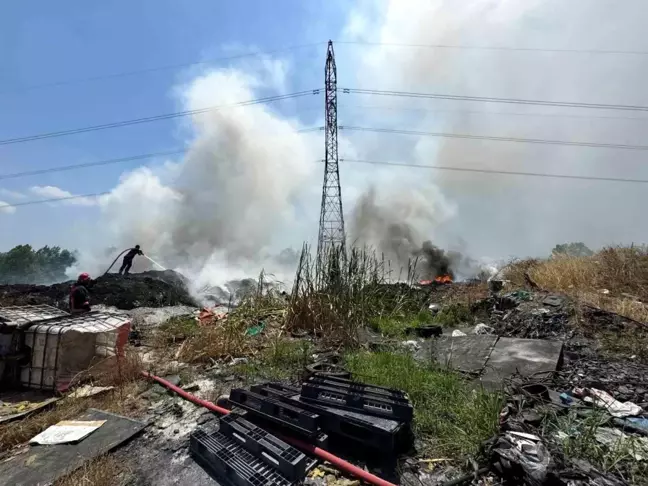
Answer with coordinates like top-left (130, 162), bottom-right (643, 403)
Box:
top-left (343, 0), bottom-right (648, 261)
top-left (71, 63), bottom-right (320, 288)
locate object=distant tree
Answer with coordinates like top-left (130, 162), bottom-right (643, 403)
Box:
top-left (0, 244), bottom-right (77, 284)
top-left (551, 242), bottom-right (594, 258)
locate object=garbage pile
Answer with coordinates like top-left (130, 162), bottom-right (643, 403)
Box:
top-left (0, 270), bottom-right (197, 310)
top-left (190, 375), bottom-right (414, 485)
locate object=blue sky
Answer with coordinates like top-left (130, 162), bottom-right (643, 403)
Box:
top-left (0, 0), bottom-right (348, 250)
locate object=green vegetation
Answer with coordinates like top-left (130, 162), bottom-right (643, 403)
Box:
top-left (0, 244), bottom-right (77, 284)
top-left (345, 351), bottom-right (502, 457)
top-left (548, 410), bottom-right (648, 483)
top-left (234, 339), bottom-right (312, 381)
top-left (156, 315), bottom-right (199, 344)
top-left (370, 310), bottom-right (434, 337)
top-left (431, 303), bottom-right (473, 327)
top-left (287, 244), bottom-right (429, 345)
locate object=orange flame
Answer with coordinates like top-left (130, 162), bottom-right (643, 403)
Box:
top-left (434, 275), bottom-right (452, 284)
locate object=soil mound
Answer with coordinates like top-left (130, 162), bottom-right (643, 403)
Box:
top-left (0, 270), bottom-right (197, 310)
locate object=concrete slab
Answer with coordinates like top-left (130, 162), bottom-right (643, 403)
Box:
top-left (417, 335), bottom-right (498, 373)
top-left (480, 337), bottom-right (563, 388)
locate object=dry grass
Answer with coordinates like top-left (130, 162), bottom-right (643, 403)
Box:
top-left (54, 454), bottom-right (132, 486)
top-left (504, 246), bottom-right (648, 323)
top-left (286, 245), bottom-right (428, 345)
top-left (177, 282), bottom-right (288, 364)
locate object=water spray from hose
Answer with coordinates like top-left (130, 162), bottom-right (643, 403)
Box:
top-left (143, 254), bottom-right (167, 271)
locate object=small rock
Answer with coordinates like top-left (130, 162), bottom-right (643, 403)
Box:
top-left (150, 384), bottom-right (167, 395)
top-left (173, 428), bottom-right (180, 434)
top-left (197, 413), bottom-right (215, 425)
top-left (451, 330), bottom-right (467, 337)
top-left (163, 375), bottom-right (182, 387)
top-left (618, 385), bottom-right (632, 395)
top-left (223, 375), bottom-right (236, 382)
top-left (522, 410), bottom-right (543, 425)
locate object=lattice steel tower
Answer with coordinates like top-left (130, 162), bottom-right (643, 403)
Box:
top-left (316, 40), bottom-right (346, 262)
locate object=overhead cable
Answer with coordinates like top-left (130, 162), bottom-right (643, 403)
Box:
top-left (341, 88), bottom-right (648, 112)
top-left (0, 90), bottom-right (320, 145)
top-left (340, 126), bottom-right (648, 151)
top-left (2, 42), bottom-right (324, 94)
top-left (339, 158), bottom-right (648, 184)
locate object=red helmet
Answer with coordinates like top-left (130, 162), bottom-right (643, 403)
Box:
top-left (78, 272), bottom-right (91, 282)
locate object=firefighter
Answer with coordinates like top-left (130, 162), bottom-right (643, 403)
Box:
top-left (118, 245), bottom-right (144, 276)
top-left (69, 273), bottom-right (92, 313)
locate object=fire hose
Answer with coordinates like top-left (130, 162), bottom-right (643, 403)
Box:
top-left (103, 248), bottom-right (131, 276)
top-left (142, 371), bottom-right (397, 486)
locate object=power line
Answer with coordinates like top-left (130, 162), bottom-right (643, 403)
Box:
top-left (339, 104), bottom-right (648, 123)
top-left (0, 126), bottom-right (323, 180)
top-left (336, 40), bottom-right (648, 56)
top-left (0, 90), bottom-right (320, 146)
top-left (0, 192), bottom-right (110, 210)
top-left (340, 126), bottom-right (648, 151)
top-left (0, 149), bottom-right (185, 180)
top-left (342, 88), bottom-right (648, 112)
top-left (1, 42), bottom-right (324, 94)
top-left (339, 158), bottom-right (648, 184)
top-left (3, 152), bottom-right (646, 211)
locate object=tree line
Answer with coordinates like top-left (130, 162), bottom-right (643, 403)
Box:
top-left (0, 245), bottom-right (77, 285)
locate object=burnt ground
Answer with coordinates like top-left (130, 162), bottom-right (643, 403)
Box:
top-left (0, 270), bottom-right (198, 310)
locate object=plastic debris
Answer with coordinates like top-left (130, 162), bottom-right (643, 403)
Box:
top-left (580, 388), bottom-right (644, 417)
top-left (473, 323), bottom-right (495, 335)
top-left (30, 420), bottom-right (106, 445)
top-left (245, 321), bottom-right (266, 336)
top-left (451, 330), bottom-right (467, 337)
top-left (69, 385), bottom-right (114, 399)
top-left (599, 288), bottom-right (611, 295)
top-left (401, 340), bottom-right (421, 352)
top-left (428, 303), bottom-right (440, 313)
top-left (595, 428), bottom-right (648, 460)
top-left (492, 431), bottom-right (551, 485)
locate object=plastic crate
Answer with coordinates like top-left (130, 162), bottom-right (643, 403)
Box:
top-left (250, 382), bottom-right (301, 397)
top-left (307, 375), bottom-right (410, 402)
top-left (190, 429), bottom-right (296, 486)
top-left (229, 389), bottom-right (319, 437)
top-left (280, 394), bottom-right (403, 453)
top-left (220, 413), bottom-right (306, 480)
top-left (300, 382), bottom-right (413, 422)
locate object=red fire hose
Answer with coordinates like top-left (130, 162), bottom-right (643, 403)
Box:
top-left (142, 371), bottom-right (397, 486)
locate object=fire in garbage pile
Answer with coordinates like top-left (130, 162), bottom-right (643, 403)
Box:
top-left (419, 274), bottom-right (453, 286)
top-left (0, 270), bottom-right (197, 310)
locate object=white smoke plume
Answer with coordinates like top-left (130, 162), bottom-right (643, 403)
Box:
top-left (71, 62), bottom-right (320, 289)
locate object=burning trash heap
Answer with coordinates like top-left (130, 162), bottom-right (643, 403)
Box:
top-left (0, 270), bottom-right (197, 310)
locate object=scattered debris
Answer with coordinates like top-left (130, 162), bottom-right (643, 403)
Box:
top-left (473, 323), bottom-right (495, 335)
top-left (577, 387), bottom-right (644, 418)
top-left (451, 330), bottom-right (467, 337)
top-left (30, 419), bottom-right (106, 445)
top-left (68, 385), bottom-right (115, 399)
top-left (594, 427), bottom-right (648, 461)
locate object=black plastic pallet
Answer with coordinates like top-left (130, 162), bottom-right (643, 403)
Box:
top-left (229, 389), bottom-right (320, 437)
top-left (280, 394), bottom-right (403, 453)
top-left (300, 382), bottom-right (413, 422)
top-left (190, 428), bottom-right (295, 486)
top-left (251, 382), bottom-right (301, 397)
top-left (307, 375), bottom-right (410, 402)
top-left (219, 413), bottom-right (307, 480)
